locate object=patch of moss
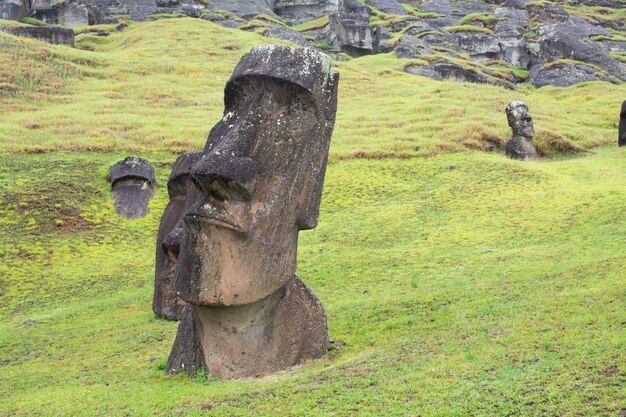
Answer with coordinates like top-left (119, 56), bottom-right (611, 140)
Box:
top-left (444, 25), bottom-right (494, 34)
top-left (292, 14), bottom-right (329, 32)
top-left (17, 17), bottom-right (47, 27)
top-left (458, 13), bottom-right (506, 30)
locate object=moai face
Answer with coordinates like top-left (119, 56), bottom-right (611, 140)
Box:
top-left (153, 152), bottom-right (202, 320)
top-left (506, 101), bottom-right (535, 139)
top-left (106, 155), bottom-right (155, 219)
top-left (173, 45), bottom-right (338, 308)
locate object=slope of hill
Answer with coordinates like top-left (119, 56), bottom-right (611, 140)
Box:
top-left (0, 18), bottom-right (625, 416)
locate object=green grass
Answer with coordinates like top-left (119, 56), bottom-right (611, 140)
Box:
top-left (0, 18), bottom-right (625, 415)
top-left (291, 14), bottom-right (329, 32)
top-left (443, 25), bottom-right (495, 35)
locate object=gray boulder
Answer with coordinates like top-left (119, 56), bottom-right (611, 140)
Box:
top-left (528, 61), bottom-right (619, 87)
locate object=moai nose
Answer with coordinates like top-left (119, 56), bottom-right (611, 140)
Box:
top-left (162, 226), bottom-right (183, 259)
top-left (190, 154), bottom-right (259, 202)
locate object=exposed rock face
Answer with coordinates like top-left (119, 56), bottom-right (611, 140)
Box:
top-left (505, 101), bottom-right (538, 161)
top-left (2, 0), bottom-right (624, 88)
top-left (617, 100), bottom-right (626, 146)
top-left (106, 156), bottom-right (155, 219)
top-left (528, 61), bottom-right (619, 88)
top-left (0, 0), bottom-right (27, 20)
top-left (329, 5), bottom-right (373, 56)
top-left (274, 0), bottom-right (338, 22)
top-left (2, 26), bottom-right (75, 46)
top-left (166, 45), bottom-right (338, 379)
top-left (153, 152), bottom-right (202, 321)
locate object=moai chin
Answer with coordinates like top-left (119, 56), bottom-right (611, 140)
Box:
top-left (165, 45), bottom-right (339, 379)
top-left (619, 100), bottom-right (626, 147)
top-left (153, 152), bottom-right (202, 321)
top-left (106, 155), bottom-right (155, 219)
top-left (505, 101), bottom-right (539, 161)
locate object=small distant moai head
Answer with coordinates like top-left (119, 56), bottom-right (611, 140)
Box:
top-left (106, 156), bottom-right (155, 219)
top-left (619, 100), bottom-right (626, 147)
top-left (153, 152), bottom-right (202, 321)
top-left (174, 45), bottom-right (339, 307)
top-left (505, 101), bottom-right (538, 161)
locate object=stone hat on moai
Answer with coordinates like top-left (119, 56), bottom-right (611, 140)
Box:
top-left (106, 155), bottom-right (155, 219)
top-left (505, 101), bottom-right (538, 161)
top-left (153, 152), bottom-right (202, 321)
top-left (165, 46), bottom-right (338, 378)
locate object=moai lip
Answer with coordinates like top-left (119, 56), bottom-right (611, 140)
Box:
top-left (505, 101), bottom-right (539, 161)
top-left (165, 45), bottom-right (339, 378)
top-left (106, 156), bottom-right (156, 219)
top-left (153, 152), bottom-right (202, 321)
top-left (619, 100), bottom-right (626, 147)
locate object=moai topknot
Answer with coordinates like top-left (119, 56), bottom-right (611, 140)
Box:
top-left (153, 152), bottom-right (202, 321)
top-left (619, 100), bottom-right (625, 147)
top-left (106, 156), bottom-right (155, 219)
top-left (505, 101), bottom-right (539, 161)
top-left (165, 45), bottom-right (339, 378)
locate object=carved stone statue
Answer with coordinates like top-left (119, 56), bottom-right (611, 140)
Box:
top-left (165, 45), bottom-right (339, 378)
top-left (619, 100), bottom-right (625, 147)
top-left (106, 155), bottom-right (155, 219)
top-left (153, 152), bottom-right (202, 321)
top-left (505, 101), bottom-right (539, 161)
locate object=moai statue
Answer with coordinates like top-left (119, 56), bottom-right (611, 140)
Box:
top-left (619, 100), bottom-right (626, 147)
top-left (106, 156), bottom-right (155, 219)
top-left (165, 45), bottom-right (339, 379)
top-left (153, 152), bottom-right (202, 321)
top-left (505, 101), bottom-right (538, 161)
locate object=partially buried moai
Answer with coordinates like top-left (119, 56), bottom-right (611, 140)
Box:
top-left (619, 100), bottom-right (625, 147)
top-left (165, 45), bottom-right (339, 378)
top-left (106, 156), bottom-right (155, 219)
top-left (153, 152), bottom-right (202, 321)
top-left (505, 101), bottom-right (538, 161)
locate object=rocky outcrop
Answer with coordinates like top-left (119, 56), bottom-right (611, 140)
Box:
top-left (2, 26), bottom-right (75, 46)
top-left (1, 0), bottom-right (624, 88)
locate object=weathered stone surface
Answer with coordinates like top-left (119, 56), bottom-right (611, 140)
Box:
top-left (493, 7), bottom-right (531, 68)
top-left (2, 26), bottom-right (75, 46)
top-left (264, 26), bottom-right (309, 46)
top-left (617, 100), bottom-right (626, 146)
top-left (106, 155), bottom-right (155, 219)
top-left (395, 35), bottom-right (430, 59)
top-left (526, 23), bottom-right (625, 83)
top-left (0, 0), bottom-right (26, 20)
top-left (406, 62), bottom-right (490, 84)
top-left (153, 152), bottom-right (202, 321)
top-left (452, 30), bottom-right (500, 61)
top-left (528, 61), bottom-right (618, 88)
top-left (329, 11), bottom-right (373, 56)
top-left (57, 1), bottom-right (89, 26)
top-left (274, 0), bottom-right (338, 22)
top-left (166, 45), bottom-right (337, 378)
top-left (368, 0), bottom-right (407, 15)
top-left (372, 24), bottom-right (393, 54)
top-left (505, 101), bottom-right (538, 161)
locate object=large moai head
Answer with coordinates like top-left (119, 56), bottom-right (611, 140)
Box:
top-left (173, 45), bottom-right (339, 308)
top-left (106, 156), bottom-right (155, 219)
top-left (165, 46), bottom-right (338, 378)
top-left (153, 152), bottom-right (202, 320)
top-left (505, 101), bottom-right (538, 161)
top-left (619, 100), bottom-right (626, 147)
top-left (506, 101), bottom-right (535, 139)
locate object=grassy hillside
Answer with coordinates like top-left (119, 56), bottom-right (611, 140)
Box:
top-left (0, 18), bottom-right (625, 416)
